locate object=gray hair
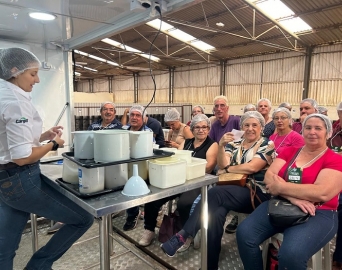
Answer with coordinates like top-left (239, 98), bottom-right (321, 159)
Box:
top-left (240, 111), bottom-right (265, 129)
top-left (300, 98), bottom-right (318, 110)
top-left (192, 105), bottom-right (204, 114)
top-left (129, 104), bottom-right (147, 117)
top-left (190, 114), bottom-right (211, 130)
top-left (213, 95), bottom-right (228, 106)
top-left (164, 108), bottom-right (180, 122)
top-left (100, 102), bottom-right (116, 112)
top-left (302, 113), bottom-right (332, 138)
top-left (279, 102), bottom-right (292, 110)
top-left (0, 47), bottom-right (41, 80)
top-left (243, 104), bottom-right (256, 113)
top-left (272, 107), bottom-right (293, 126)
top-left (257, 98), bottom-right (272, 108)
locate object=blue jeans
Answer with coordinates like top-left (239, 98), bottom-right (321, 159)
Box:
top-left (236, 201), bottom-right (337, 270)
top-left (0, 162), bottom-right (94, 270)
top-left (183, 184), bottom-right (270, 270)
top-left (333, 194), bottom-right (342, 262)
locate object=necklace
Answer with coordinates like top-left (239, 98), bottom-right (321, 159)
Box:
top-left (289, 147), bottom-right (328, 171)
top-left (273, 130), bottom-right (292, 153)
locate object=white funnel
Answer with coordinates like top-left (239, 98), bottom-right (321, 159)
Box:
top-left (121, 164), bottom-right (150, 196)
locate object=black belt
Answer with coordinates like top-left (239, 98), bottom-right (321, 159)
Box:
top-left (0, 162), bottom-right (19, 170)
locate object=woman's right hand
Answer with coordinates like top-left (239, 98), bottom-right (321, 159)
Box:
top-left (218, 132), bottom-right (235, 147)
top-left (288, 197), bottom-right (316, 216)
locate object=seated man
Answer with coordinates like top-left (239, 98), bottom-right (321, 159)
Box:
top-left (88, 101), bottom-right (122, 130)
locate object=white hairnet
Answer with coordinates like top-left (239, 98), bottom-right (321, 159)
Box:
top-left (317, 106), bottom-right (328, 114)
top-left (302, 113), bottom-right (332, 139)
top-left (190, 114), bottom-right (211, 130)
top-left (240, 111), bottom-right (265, 128)
top-left (243, 104), bottom-right (256, 113)
top-left (100, 101), bottom-right (116, 112)
top-left (0, 47), bottom-right (41, 80)
top-left (164, 108), bottom-right (180, 122)
top-left (129, 104), bottom-right (146, 117)
top-left (337, 102), bottom-right (342, 111)
top-left (272, 107), bottom-right (293, 126)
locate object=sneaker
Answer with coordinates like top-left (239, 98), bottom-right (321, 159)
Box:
top-left (123, 210), bottom-right (141, 231)
top-left (225, 215), bottom-right (238, 233)
top-left (160, 233), bottom-right (185, 257)
top-left (47, 222), bottom-right (64, 234)
top-left (138, 229), bottom-right (155, 247)
top-left (193, 230), bottom-right (201, 249)
top-left (177, 236), bottom-right (193, 252)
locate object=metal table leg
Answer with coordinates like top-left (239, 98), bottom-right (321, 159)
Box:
top-left (30, 213), bottom-right (38, 253)
top-left (100, 214), bottom-right (110, 270)
top-left (200, 186), bottom-right (208, 270)
top-left (108, 215), bottom-right (114, 255)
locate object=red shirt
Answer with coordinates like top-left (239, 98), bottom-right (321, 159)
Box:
top-left (277, 147), bottom-right (342, 210)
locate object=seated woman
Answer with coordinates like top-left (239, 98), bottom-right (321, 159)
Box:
top-left (164, 108), bottom-right (193, 148)
top-left (237, 113), bottom-right (342, 270)
top-left (138, 114), bottom-right (218, 247)
top-left (270, 107), bottom-right (305, 156)
top-left (160, 111), bottom-right (274, 270)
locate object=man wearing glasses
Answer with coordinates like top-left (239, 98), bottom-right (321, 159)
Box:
top-left (209, 95), bottom-right (240, 143)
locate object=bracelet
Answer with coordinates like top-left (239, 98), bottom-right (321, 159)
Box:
top-left (224, 165), bottom-right (230, 173)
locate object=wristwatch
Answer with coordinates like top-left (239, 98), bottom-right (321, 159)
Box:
top-left (48, 140), bottom-right (59, 151)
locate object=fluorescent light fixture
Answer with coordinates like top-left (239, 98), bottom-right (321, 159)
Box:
top-left (147, 19), bottom-right (215, 52)
top-left (101, 38), bottom-right (160, 62)
top-left (246, 0), bottom-right (312, 34)
top-left (84, 67), bottom-right (98, 72)
top-left (29, 12), bottom-right (56, 21)
top-left (74, 49), bottom-right (119, 67)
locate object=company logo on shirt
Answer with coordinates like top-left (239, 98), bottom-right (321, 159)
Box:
top-left (15, 117), bottom-right (28, 124)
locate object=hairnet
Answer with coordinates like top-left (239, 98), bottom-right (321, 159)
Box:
top-left (100, 102), bottom-right (116, 112)
top-left (192, 105), bottom-right (204, 114)
top-left (190, 114), bottom-right (211, 130)
top-left (129, 104), bottom-right (146, 117)
top-left (240, 111), bottom-right (265, 129)
top-left (272, 107), bottom-right (293, 126)
top-left (317, 106), bottom-right (327, 114)
top-left (257, 98), bottom-right (272, 108)
top-left (0, 47), bottom-right (41, 80)
top-left (243, 104), bottom-right (256, 113)
top-left (337, 102), bottom-right (342, 111)
top-left (279, 102), bottom-right (292, 110)
top-left (164, 108), bottom-right (180, 122)
top-left (302, 113), bottom-right (332, 139)
top-left (300, 98), bottom-right (318, 110)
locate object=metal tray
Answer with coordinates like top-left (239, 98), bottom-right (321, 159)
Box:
top-left (55, 178), bottom-right (124, 198)
top-left (61, 149), bottom-right (174, 168)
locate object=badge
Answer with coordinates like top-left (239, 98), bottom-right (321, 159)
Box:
top-left (288, 167), bottom-right (302, 184)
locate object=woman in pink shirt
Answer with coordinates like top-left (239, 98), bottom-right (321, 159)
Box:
top-left (270, 107), bottom-right (305, 156)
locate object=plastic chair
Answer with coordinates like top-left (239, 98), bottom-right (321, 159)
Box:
top-left (261, 233), bottom-right (331, 270)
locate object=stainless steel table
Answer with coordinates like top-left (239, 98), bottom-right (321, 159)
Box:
top-left (41, 165), bottom-right (218, 270)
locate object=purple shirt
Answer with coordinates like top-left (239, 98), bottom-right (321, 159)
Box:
top-left (209, 115), bottom-right (240, 143)
top-left (292, 122), bottom-right (302, 134)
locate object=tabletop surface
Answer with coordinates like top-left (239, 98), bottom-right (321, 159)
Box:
top-left (40, 164), bottom-right (218, 217)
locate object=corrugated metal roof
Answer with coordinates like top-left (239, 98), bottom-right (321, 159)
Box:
top-left (73, 0), bottom-right (342, 79)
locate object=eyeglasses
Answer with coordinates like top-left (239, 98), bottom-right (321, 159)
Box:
top-left (193, 126), bottom-right (209, 131)
top-left (273, 116), bottom-right (288, 121)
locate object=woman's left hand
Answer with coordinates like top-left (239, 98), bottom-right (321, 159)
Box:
top-left (168, 141), bottom-right (178, 148)
top-left (265, 174), bottom-right (285, 196)
top-left (216, 169), bottom-right (226, 175)
top-left (288, 197), bottom-right (316, 216)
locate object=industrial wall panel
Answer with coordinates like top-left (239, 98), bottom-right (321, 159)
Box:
top-left (262, 82), bottom-right (304, 105)
top-left (309, 80), bottom-right (342, 106)
top-left (113, 90), bottom-right (135, 103)
top-left (138, 88), bottom-right (169, 103)
top-left (139, 72), bottom-right (169, 90)
top-left (225, 84), bottom-right (260, 104)
top-left (262, 56), bottom-right (305, 82)
top-left (113, 76), bottom-right (134, 91)
top-left (311, 50), bottom-right (342, 80)
top-left (227, 62), bottom-right (262, 84)
top-left (173, 86), bottom-right (219, 104)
